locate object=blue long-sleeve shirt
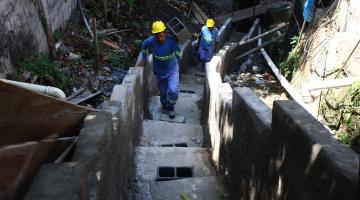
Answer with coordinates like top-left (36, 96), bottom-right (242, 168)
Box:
top-left (199, 26), bottom-right (219, 49)
top-left (141, 36), bottom-right (182, 75)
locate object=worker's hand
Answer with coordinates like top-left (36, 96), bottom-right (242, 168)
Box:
top-left (138, 60), bottom-right (146, 67)
top-left (193, 33), bottom-right (200, 39)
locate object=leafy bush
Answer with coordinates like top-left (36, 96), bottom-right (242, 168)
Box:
top-left (321, 80), bottom-right (360, 153)
top-left (105, 51), bottom-right (134, 69)
top-left (279, 36), bottom-right (302, 79)
top-left (18, 54), bottom-right (70, 90)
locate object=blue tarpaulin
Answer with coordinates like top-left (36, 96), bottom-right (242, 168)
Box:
top-left (303, 0), bottom-right (315, 22)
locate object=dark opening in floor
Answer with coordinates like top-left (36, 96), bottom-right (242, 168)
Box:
top-left (175, 143), bottom-right (188, 147)
top-left (158, 167), bottom-right (175, 178)
top-left (176, 167), bottom-right (193, 178)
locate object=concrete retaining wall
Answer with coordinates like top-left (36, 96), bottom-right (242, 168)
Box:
top-left (203, 17), bottom-right (360, 200)
top-left (25, 61), bottom-right (157, 200)
top-left (24, 40), bottom-right (194, 199)
top-left (0, 0), bottom-right (77, 77)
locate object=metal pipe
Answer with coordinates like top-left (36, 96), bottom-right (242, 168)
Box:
top-left (1, 79), bottom-right (66, 100)
top-left (236, 35), bottom-right (281, 61)
top-left (257, 27), bottom-right (314, 115)
top-left (238, 23), bottom-right (287, 46)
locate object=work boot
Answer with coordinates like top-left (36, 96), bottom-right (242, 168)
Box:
top-left (168, 110), bottom-right (175, 119)
top-left (161, 107), bottom-right (168, 114)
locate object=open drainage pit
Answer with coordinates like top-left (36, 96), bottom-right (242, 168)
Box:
top-left (180, 90), bottom-right (196, 94)
top-left (160, 143), bottom-right (188, 147)
top-left (157, 166), bottom-right (194, 181)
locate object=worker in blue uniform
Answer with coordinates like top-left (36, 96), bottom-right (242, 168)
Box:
top-left (139, 20), bottom-right (182, 119)
top-left (197, 19), bottom-right (219, 63)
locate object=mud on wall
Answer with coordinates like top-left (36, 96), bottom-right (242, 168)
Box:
top-left (0, 0), bottom-right (76, 78)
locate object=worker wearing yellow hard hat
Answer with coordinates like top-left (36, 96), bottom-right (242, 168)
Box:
top-left (139, 20), bottom-right (182, 119)
top-left (196, 18), bottom-right (219, 66)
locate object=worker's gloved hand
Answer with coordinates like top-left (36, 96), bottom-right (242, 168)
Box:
top-left (193, 33), bottom-right (199, 39)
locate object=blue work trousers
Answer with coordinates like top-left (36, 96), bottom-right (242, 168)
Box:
top-left (199, 46), bottom-right (214, 62)
top-left (157, 68), bottom-right (179, 111)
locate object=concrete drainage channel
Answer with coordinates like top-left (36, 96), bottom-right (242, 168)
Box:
top-left (134, 55), bottom-right (227, 199)
top-left (23, 13), bottom-right (359, 200)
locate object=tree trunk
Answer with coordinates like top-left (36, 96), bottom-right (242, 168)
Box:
top-left (34, 0), bottom-right (56, 59)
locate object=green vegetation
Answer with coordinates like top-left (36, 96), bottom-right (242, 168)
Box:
top-left (279, 36), bottom-right (302, 79)
top-left (18, 54), bottom-right (70, 90)
top-left (321, 80), bottom-right (360, 153)
top-left (105, 51), bottom-right (134, 69)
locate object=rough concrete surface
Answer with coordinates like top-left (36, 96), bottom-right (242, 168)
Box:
top-left (272, 100), bottom-right (360, 200)
top-left (72, 111), bottom-right (113, 161)
top-left (135, 147), bottom-right (215, 182)
top-left (149, 94), bottom-right (202, 125)
top-left (141, 120), bottom-right (203, 147)
top-left (24, 162), bottom-right (88, 200)
top-left (231, 87), bottom-right (274, 199)
top-left (151, 176), bottom-right (230, 200)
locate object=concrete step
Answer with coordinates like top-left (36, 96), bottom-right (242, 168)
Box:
top-left (187, 65), bottom-right (206, 76)
top-left (150, 176), bottom-right (230, 200)
top-left (135, 147), bottom-right (215, 183)
top-left (141, 120), bottom-right (203, 147)
top-left (180, 83), bottom-right (204, 97)
top-left (149, 94), bottom-right (202, 125)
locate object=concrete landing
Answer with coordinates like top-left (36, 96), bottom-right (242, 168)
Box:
top-left (180, 74), bottom-right (205, 85)
top-left (149, 94), bottom-right (202, 125)
top-left (135, 147), bottom-right (215, 182)
top-left (141, 120), bottom-right (203, 147)
top-left (151, 176), bottom-right (230, 200)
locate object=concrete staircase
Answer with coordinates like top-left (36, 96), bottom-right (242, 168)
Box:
top-left (134, 68), bottom-right (230, 200)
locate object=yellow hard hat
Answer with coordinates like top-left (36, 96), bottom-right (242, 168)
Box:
top-left (206, 19), bottom-right (215, 28)
top-left (152, 20), bottom-right (166, 34)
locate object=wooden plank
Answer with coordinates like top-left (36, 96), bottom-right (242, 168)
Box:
top-left (0, 139), bottom-right (72, 199)
top-left (307, 77), bottom-right (360, 91)
top-left (215, 4), bottom-right (269, 23)
top-left (0, 80), bottom-right (90, 146)
top-left (191, 2), bottom-right (208, 23)
top-left (192, 6), bottom-right (205, 25)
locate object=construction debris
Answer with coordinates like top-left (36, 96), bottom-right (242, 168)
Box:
top-left (166, 17), bottom-right (192, 44)
top-left (215, 4), bottom-right (270, 23)
top-left (78, 0), bottom-right (93, 39)
top-left (102, 39), bottom-right (120, 50)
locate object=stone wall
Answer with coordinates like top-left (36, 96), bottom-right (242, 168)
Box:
top-left (203, 16), bottom-right (360, 200)
top-left (0, 0), bottom-right (77, 77)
